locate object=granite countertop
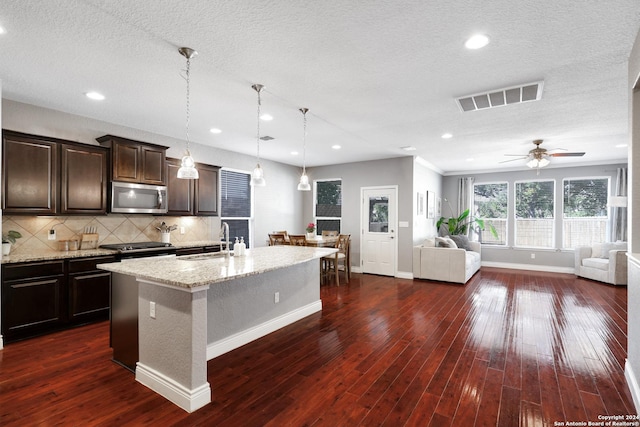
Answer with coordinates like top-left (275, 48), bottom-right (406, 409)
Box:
top-left (1, 240), bottom-right (224, 264)
top-left (98, 245), bottom-right (337, 289)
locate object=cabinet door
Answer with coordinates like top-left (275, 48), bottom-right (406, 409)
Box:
top-left (166, 157), bottom-right (194, 215)
top-left (111, 142), bottom-right (140, 182)
top-left (60, 144), bottom-right (108, 214)
top-left (141, 146), bottom-right (166, 185)
top-left (68, 271), bottom-right (111, 323)
top-left (194, 164), bottom-right (219, 216)
top-left (2, 131), bottom-right (58, 214)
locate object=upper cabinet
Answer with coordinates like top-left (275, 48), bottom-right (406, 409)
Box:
top-left (60, 143), bottom-right (108, 215)
top-left (97, 135), bottom-right (167, 185)
top-left (2, 130), bottom-right (58, 214)
top-left (166, 158), bottom-right (219, 216)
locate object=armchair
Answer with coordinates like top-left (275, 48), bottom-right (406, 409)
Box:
top-left (575, 242), bottom-right (628, 285)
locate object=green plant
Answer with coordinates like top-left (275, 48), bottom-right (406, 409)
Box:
top-left (436, 209), bottom-right (498, 238)
top-left (2, 230), bottom-right (22, 244)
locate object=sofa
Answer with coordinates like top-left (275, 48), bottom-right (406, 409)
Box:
top-left (575, 242), bottom-right (628, 286)
top-left (412, 236), bottom-right (481, 284)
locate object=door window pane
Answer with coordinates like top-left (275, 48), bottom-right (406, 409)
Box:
top-left (368, 196), bottom-right (388, 232)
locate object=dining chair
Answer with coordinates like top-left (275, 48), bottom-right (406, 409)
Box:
top-left (288, 234), bottom-right (307, 246)
top-left (322, 234), bottom-right (350, 285)
top-left (273, 230), bottom-right (289, 241)
top-left (321, 230), bottom-right (339, 237)
top-left (268, 233), bottom-right (287, 246)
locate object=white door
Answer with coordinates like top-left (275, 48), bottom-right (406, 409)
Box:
top-left (361, 187), bottom-right (397, 276)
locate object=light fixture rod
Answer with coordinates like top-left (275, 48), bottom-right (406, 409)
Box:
top-left (300, 108), bottom-right (308, 174)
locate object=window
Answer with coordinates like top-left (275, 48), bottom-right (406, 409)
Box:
top-left (515, 180), bottom-right (555, 248)
top-left (220, 169), bottom-right (252, 247)
top-left (563, 177), bottom-right (609, 248)
top-left (314, 179), bottom-right (342, 235)
top-left (474, 182), bottom-right (508, 245)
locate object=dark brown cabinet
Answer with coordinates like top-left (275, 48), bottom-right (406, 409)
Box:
top-left (68, 256), bottom-right (115, 324)
top-left (1, 256), bottom-right (115, 343)
top-left (60, 143), bottom-right (108, 214)
top-left (2, 130), bottom-right (58, 214)
top-left (166, 158), bottom-right (219, 216)
top-left (175, 245), bottom-right (222, 256)
top-left (97, 135), bottom-right (167, 185)
top-left (194, 163), bottom-right (220, 216)
top-left (1, 261), bottom-right (66, 342)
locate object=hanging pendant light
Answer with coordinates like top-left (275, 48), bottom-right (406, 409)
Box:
top-left (297, 107), bottom-right (311, 191)
top-left (177, 47), bottom-right (199, 179)
top-left (250, 83), bottom-right (266, 186)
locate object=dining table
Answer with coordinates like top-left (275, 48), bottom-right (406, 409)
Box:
top-left (304, 236), bottom-right (338, 247)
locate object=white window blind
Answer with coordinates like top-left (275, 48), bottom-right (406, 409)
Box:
top-left (474, 182), bottom-right (508, 245)
top-left (314, 179), bottom-right (342, 235)
top-left (562, 177), bottom-right (609, 248)
top-left (515, 180), bottom-right (555, 248)
top-left (221, 169), bottom-right (252, 246)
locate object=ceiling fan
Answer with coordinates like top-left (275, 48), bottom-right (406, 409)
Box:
top-left (502, 139), bottom-right (585, 173)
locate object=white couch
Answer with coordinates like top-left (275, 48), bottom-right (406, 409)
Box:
top-left (575, 242), bottom-right (628, 286)
top-left (412, 238), bottom-right (481, 284)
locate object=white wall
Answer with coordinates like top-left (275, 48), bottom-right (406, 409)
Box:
top-left (442, 164), bottom-right (627, 271)
top-left (1, 99), bottom-right (304, 248)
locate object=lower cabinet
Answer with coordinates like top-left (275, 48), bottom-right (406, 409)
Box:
top-left (1, 255), bottom-right (116, 343)
top-left (176, 245), bottom-right (221, 256)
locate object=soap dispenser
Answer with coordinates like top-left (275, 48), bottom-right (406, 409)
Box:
top-left (233, 237), bottom-right (239, 255)
top-left (239, 236), bottom-right (246, 256)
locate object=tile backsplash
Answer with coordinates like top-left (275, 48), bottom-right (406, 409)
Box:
top-left (2, 214), bottom-right (221, 253)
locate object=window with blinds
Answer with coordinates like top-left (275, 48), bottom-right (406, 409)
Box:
top-left (314, 179), bottom-right (342, 235)
top-left (514, 180), bottom-right (555, 248)
top-left (562, 177), bottom-right (609, 248)
top-left (220, 169), bottom-right (252, 247)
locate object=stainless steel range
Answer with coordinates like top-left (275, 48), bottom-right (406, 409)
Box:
top-left (100, 241), bottom-right (177, 260)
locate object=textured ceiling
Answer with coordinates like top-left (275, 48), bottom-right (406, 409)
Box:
top-left (1, 0), bottom-right (639, 174)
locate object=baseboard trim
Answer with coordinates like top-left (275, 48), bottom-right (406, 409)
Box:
top-left (396, 271), bottom-right (413, 279)
top-left (136, 362), bottom-right (211, 413)
top-left (481, 261), bottom-right (574, 274)
top-left (626, 360), bottom-right (640, 414)
top-left (206, 300), bottom-right (322, 360)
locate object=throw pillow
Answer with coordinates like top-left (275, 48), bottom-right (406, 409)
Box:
top-left (435, 236), bottom-right (458, 248)
top-left (422, 238), bottom-right (436, 247)
top-left (591, 243), bottom-right (602, 258)
top-left (600, 242), bottom-right (628, 258)
top-left (449, 235), bottom-right (472, 251)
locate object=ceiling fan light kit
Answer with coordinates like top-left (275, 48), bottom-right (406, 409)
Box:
top-left (503, 139), bottom-right (585, 173)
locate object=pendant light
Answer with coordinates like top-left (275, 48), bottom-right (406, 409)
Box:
top-left (250, 84), bottom-right (266, 186)
top-left (297, 108), bottom-right (311, 191)
top-left (176, 47), bottom-right (199, 179)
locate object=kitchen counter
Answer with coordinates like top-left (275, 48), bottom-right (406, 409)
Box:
top-left (0, 240), bottom-right (224, 264)
top-left (98, 245), bottom-right (335, 289)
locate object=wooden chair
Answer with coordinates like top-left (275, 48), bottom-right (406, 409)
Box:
top-left (322, 230), bottom-right (339, 237)
top-left (268, 233), bottom-right (287, 246)
top-left (288, 234), bottom-right (307, 246)
top-left (322, 234), bottom-right (350, 285)
top-left (273, 230), bottom-right (289, 241)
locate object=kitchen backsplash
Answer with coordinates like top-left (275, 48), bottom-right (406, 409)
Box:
top-left (2, 214), bottom-right (221, 253)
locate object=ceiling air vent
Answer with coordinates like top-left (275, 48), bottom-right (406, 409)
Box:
top-left (260, 136), bottom-right (274, 141)
top-left (456, 81), bottom-right (544, 112)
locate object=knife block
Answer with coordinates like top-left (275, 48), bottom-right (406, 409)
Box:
top-left (80, 233), bottom-right (99, 250)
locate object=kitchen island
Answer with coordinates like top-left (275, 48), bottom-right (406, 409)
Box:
top-left (98, 245), bottom-right (336, 412)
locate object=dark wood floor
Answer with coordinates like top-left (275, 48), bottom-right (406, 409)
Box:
top-left (0, 268), bottom-right (635, 426)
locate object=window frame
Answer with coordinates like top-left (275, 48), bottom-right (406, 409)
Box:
top-left (561, 176), bottom-right (610, 249)
top-left (313, 178), bottom-right (342, 236)
top-left (513, 178), bottom-right (556, 249)
top-left (219, 167), bottom-right (253, 247)
top-left (473, 181), bottom-right (509, 246)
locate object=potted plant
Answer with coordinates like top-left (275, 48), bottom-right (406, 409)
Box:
top-left (436, 208), bottom-right (498, 239)
top-left (306, 223), bottom-right (316, 239)
top-left (2, 230), bottom-right (22, 255)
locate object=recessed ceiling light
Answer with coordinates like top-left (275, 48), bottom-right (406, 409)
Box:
top-left (291, 151), bottom-right (299, 155)
top-left (85, 91), bottom-right (105, 101)
top-left (466, 158), bottom-right (474, 162)
top-left (332, 145), bottom-right (341, 150)
top-left (260, 114), bottom-right (273, 121)
top-left (0, 26), bottom-right (6, 35)
top-left (401, 146), bottom-right (417, 151)
top-left (615, 143), bottom-right (628, 148)
top-left (465, 34), bottom-right (489, 49)
top-left (209, 128), bottom-right (222, 134)
top-left (441, 133), bottom-right (453, 139)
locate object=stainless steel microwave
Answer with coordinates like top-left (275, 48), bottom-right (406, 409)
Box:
top-left (110, 181), bottom-right (168, 214)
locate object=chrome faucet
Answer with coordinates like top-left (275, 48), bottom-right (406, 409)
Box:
top-left (220, 222), bottom-right (230, 255)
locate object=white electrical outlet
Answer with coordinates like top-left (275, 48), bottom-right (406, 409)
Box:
top-left (274, 292), bottom-right (280, 303)
top-left (48, 230), bottom-right (56, 240)
top-left (150, 301), bottom-right (156, 319)
top-left (531, 253), bottom-right (536, 259)
top-left (180, 227), bottom-right (185, 235)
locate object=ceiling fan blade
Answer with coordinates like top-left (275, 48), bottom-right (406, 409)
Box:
top-left (549, 152), bottom-right (585, 157)
top-left (504, 154), bottom-right (527, 156)
top-left (499, 156), bottom-right (528, 163)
